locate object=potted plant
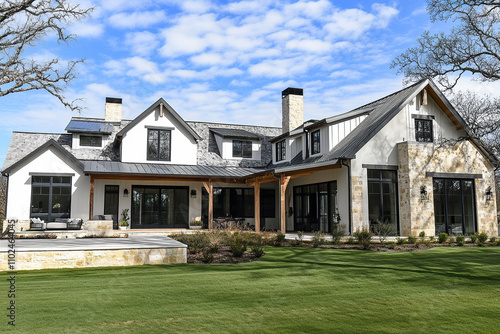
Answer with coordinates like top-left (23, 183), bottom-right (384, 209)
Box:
top-left (190, 219), bottom-right (203, 230)
top-left (119, 208), bottom-right (130, 230)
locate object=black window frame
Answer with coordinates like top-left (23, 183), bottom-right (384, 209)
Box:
top-left (276, 140), bottom-right (286, 162)
top-left (311, 130), bottom-right (320, 155)
top-left (415, 118), bottom-right (433, 143)
top-left (30, 175), bottom-right (72, 222)
top-left (232, 140), bottom-right (252, 158)
top-left (80, 135), bottom-right (102, 147)
top-left (147, 129), bottom-right (171, 161)
top-left (367, 169), bottom-right (399, 234)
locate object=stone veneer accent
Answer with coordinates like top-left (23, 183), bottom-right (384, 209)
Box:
top-left (2, 220), bottom-right (114, 238)
top-left (351, 176), bottom-right (365, 232)
top-left (187, 121), bottom-right (281, 168)
top-left (0, 247), bottom-right (187, 270)
top-left (282, 93), bottom-right (303, 134)
top-left (398, 141), bottom-right (498, 236)
top-left (105, 100), bottom-right (122, 122)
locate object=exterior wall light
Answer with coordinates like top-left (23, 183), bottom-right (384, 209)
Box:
top-left (190, 189), bottom-right (197, 198)
top-left (485, 186), bottom-right (493, 201)
top-left (420, 186), bottom-right (428, 201)
top-left (123, 188), bottom-right (129, 197)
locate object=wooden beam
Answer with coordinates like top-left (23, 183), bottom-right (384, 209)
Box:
top-left (89, 175), bottom-right (95, 220)
top-left (254, 182), bottom-right (260, 233)
top-left (422, 89), bottom-right (428, 105)
top-left (280, 175), bottom-right (291, 233)
top-left (202, 181), bottom-right (214, 230)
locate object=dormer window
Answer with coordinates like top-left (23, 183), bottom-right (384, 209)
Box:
top-left (311, 130), bottom-right (320, 155)
top-left (415, 119), bottom-right (433, 142)
top-left (276, 140), bottom-right (286, 162)
top-left (147, 129), bottom-right (171, 161)
top-left (80, 135), bottom-right (102, 147)
top-left (233, 140), bottom-right (252, 158)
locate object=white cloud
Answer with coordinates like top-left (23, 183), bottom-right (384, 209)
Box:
top-left (181, 0), bottom-right (213, 13)
top-left (286, 39), bottom-right (333, 53)
top-left (108, 10), bottom-right (167, 29)
top-left (125, 31), bottom-right (160, 56)
top-left (69, 22), bottom-right (104, 37)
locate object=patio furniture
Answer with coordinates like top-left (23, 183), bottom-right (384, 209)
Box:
top-left (67, 218), bottom-right (83, 230)
top-left (46, 218), bottom-right (69, 230)
top-left (30, 218), bottom-right (46, 231)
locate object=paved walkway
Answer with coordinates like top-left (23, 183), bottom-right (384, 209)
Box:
top-left (0, 236), bottom-right (186, 252)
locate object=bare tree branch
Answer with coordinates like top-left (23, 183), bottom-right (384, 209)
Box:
top-left (0, 0), bottom-right (93, 112)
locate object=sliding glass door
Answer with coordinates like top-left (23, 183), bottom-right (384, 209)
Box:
top-left (131, 186), bottom-right (189, 228)
top-left (293, 181), bottom-right (337, 232)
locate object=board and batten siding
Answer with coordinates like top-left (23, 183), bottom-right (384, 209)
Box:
top-left (120, 105), bottom-right (198, 165)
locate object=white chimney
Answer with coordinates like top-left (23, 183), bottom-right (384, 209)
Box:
top-left (105, 97), bottom-right (122, 122)
top-left (282, 88), bottom-right (303, 134)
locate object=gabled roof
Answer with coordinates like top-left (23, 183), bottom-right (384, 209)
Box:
top-left (2, 139), bottom-right (83, 175)
top-left (209, 128), bottom-right (261, 140)
top-left (115, 98), bottom-right (201, 144)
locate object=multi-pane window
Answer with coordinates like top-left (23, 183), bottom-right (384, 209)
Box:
top-left (233, 140), bottom-right (252, 158)
top-left (276, 140), bottom-right (286, 162)
top-left (415, 119), bottom-right (433, 142)
top-left (31, 176), bottom-right (72, 222)
top-left (147, 129), bottom-right (171, 161)
top-left (367, 170), bottom-right (398, 234)
top-left (80, 135), bottom-right (102, 147)
top-left (311, 130), bottom-right (320, 155)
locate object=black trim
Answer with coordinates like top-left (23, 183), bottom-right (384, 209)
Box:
top-left (106, 97), bottom-right (122, 104)
top-left (426, 172), bottom-right (482, 179)
top-left (276, 140), bottom-right (286, 162)
top-left (232, 140), bottom-right (252, 158)
top-left (311, 129), bottom-right (320, 155)
top-left (411, 114), bottom-right (435, 120)
top-left (80, 135), bottom-right (102, 147)
top-left (362, 164), bottom-right (398, 170)
top-left (282, 87), bottom-right (303, 97)
top-left (415, 118), bottom-right (433, 143)
top-left (147, 128), bottom-right (171, 161)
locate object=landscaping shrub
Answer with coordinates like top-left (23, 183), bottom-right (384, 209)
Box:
top-left (396, 237), bottom-right (406, 245)
top-left (201, 248), bottom-right (215, 263)
top-left (330, 225), bottom-right (345, 245)
top-left (470, 234), bottom-right (477, 244)
top-left (353, 228), bottom-right (372, 249)
top-left (419, 231), bottom-right (426, 238)
top-left (205, 230), bottom-right (227, 253)
top-left (448, 236), bottom-right (455, 245)
top-left (312, 231), bottom-right (326, 248)
top-left (438, 233), bottom-right (448, 244)
top-left (429, 236), bottom-right (435, 242)
top-left (386, 241), bottom-right (396, 249)
top-left (372, 220), bottom-right (396, 243)
top-left (456, 235), bottom-right (465, 246)
top-left (490, 237), bottom-right (496, 243)
top-left (347, 237), bottom-right (356, 245)
top-left (407, 236), bottom-right (417, 244)
top-left (477, 233), bottom-right (488, 244)
top-left (274, 231), bottom-right (286, 246)
top-left (228, 232), bottom-right (247, 257)
top-left (250, 245), bottom-right (265, 258)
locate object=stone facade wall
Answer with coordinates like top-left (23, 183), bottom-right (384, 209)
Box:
top-left (2, 219), bottom-right (113, 238)
top-left (282, 94), bottom-right (303, 134)
top-left (398, 141), bottom-right (498, 236)
top-left (0, 247), bottom-right (187, 271)
top-left (351, 176), bottom-right (365, 232)
top-left (187, 121), bottom-right (281, 168)
top-left (105, 102), bottom-right (122, 122)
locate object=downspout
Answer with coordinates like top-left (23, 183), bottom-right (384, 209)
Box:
top-left (305, 130), bottom-right (309, 158)
top-left (340, 159), bottom-right (352, 235)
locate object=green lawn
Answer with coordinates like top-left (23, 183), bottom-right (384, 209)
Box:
top-left (2, 247), bottom-right (500, 333)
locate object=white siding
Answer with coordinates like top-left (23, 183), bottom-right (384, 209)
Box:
top-left (328, 115), bottom-right (367, 149)
top-left (6, 146), bottom-right (89, 221)
top-left (120, 106), bottom-right (198, 165)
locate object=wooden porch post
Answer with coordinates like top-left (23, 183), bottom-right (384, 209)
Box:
top-left (89, 175), bottom-right (95, 220)
top-left (254, 182), bottom-right (260, 232)
top-left (202, 181), bottom-right (214, 230)
top-left (280, 175), bottom-right (291, 233)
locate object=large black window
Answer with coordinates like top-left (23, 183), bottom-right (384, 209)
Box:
top-left (415, 119), bottom-right (433, 142)
top-left (214, 188), bottom-right (254, 218)
top-left (311, 130), bottom-right (320, 155)
top-left (31, 176), bottom-right (72, 222)
top-left (131, 186), bottom-right (188, 228)
top-left (433, 178), bottom-right (476, 236)
top-left (233, 140), bottom-right (252, 158)
top-left (293, 181), bottom-right (337, 233)
top-left (147, 129), bottom-right (171, 161)
top-left (80, 135), bottom-right (102, 147)
top-left (368, 170), bottom-right (398, 234)
top-left (276, 140), bottom-right (286, 161)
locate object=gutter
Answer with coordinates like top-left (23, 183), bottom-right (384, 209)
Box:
top-left (341, 159), bottom-right (352, 235)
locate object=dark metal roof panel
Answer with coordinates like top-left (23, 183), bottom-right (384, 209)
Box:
top-left (209, 128), bottom-right (261, 140)
top-left (65, 120), bottom-right (114, 134)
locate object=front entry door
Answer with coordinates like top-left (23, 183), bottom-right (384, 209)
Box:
top-left (104, 185), bottom-right (119, 229)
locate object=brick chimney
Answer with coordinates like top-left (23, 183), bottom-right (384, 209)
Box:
top-left (105, 97), bottom-right (122, 122)
top-left (282, 88), bottom-right (303, 134)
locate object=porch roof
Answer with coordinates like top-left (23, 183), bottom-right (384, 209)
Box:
top-left (82, 160), bottom-right (265, 178)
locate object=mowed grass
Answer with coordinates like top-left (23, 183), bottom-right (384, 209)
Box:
top-left (2, 247), bottom-right (500, 333)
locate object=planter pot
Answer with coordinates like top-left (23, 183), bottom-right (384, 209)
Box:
top-left (119, 226), bottom-right (128, 230)
top-left (190, 225), bottom-right (202, 230)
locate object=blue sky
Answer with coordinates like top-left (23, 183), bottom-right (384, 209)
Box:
top-left (1, 0), bottom-right (499, 167)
